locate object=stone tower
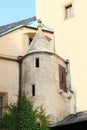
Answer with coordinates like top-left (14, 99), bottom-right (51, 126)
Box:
top-left (22, 25), bottom-right (72, 123)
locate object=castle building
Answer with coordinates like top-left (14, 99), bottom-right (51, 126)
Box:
top-left (0, 17), bottom-right (73, 125)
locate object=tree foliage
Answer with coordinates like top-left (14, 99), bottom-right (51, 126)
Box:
top-left (2, 95), bottom-right (50, 130)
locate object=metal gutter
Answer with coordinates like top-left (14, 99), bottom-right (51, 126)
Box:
top-left (65, 59), bottom-right (77, 115)
top-left (26, 20), bottom-right (54, 33)
top-left (0, 54), bottom-right (18, 62)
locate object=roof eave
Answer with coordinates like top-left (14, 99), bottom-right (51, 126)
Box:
top-left (24, 25), bottom-right (54, 33)
top-left (0, 25), bottom-right (54, 37)
top-left (0, 25), bottom-right (24, 37)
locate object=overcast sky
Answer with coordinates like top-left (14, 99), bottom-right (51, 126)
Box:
top-left (0, 0), bottom-right (35, 26)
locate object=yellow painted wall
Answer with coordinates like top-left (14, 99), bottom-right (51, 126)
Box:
top-left (0, 27), bottom-right (53, 57)
top-left (36, 0), bottom-right (87, 112)
top-left (0, 59), bottom-right (19, 103)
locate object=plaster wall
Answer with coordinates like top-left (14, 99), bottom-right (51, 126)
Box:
top-left (36, 0), bottom-right (87, 112)
top-left (22, 52), bottom-right (72, 123)
top-left (0, 59), bottom-right (19, 103)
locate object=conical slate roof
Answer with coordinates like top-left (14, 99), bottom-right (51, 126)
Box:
top-left (27, 28), bottom-right (54, 54)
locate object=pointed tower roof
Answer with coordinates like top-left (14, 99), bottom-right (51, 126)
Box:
top-left (27, 21), bottom-right (54, 54)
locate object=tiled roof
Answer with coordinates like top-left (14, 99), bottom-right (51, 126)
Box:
top-left (0, 16), bottom-right (53, 36)
top-left (50, 111), bottom-right (87, 128)
top-left (0, 17), bottom-right (36, 35)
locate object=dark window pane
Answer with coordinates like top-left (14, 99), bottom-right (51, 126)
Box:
top-left (0, 109), bottom-right (2, 118)
top-left (36, 58), bottom-right (39, 68)
top-left (0, 119), bottom-right (2, 127)
top-left (29, 38), bottom-right (32, 45)
top-left (0, 98), bottom-right (3, 106)
top-left (32, 85), bottom-right (35, 96)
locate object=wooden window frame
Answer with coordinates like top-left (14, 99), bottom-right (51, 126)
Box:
top-left (0, 92), bottom-right (8, 127)
top-left (59, 64), bottom-right (67, 92)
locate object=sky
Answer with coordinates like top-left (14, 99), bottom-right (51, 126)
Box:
top-left (0, 0), bottom-right (35, 26)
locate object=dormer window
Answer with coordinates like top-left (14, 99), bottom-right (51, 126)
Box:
top-left (29, 37), bottom-right (32, 45)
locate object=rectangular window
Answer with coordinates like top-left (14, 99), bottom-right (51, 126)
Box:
top-left (32, 85), bottom-right (35, 96)
top-left (59, 64), bottom-right (67, 92)
top-left (0, 98), bottom-right (3, 106)
top-left (36, 58), bottom-right (39, 68)
top-left (65, 4), bottom-right (73, 18)
top-left (0, 93), bottom-right (8, 127)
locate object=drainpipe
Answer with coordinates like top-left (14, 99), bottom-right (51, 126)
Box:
top-left (65, 59), bottom-right (77, 115)
top-left (16, 56), bottom-right (23, 130)
top-left (18, 56), bottom-right (23, 99)
top-left (53, 32), bottom-right (55, 52)
top-left (69, 88), bottom-right (77, 115)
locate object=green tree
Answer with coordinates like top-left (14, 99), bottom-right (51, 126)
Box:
top-left (2, 95), bottom-right (50, 130)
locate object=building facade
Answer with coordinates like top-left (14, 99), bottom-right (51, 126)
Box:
top-left (0, 17), bottom-right (73, 125)
top-left (36, 0), bottom-right (87, 112)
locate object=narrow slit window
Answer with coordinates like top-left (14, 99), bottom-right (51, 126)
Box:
top-left (36, 58), bottom-right (39, 68)
top-left (32, 85), bottom-right (35, 96)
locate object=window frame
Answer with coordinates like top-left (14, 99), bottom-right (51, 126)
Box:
top-left (64, 3), bottom-right (73, 19)
top-left (0, 92), bottom-right (8, 127)
top-left (59, 64), bottom-right (67, 92)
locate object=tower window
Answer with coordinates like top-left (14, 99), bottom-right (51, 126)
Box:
top-left (59, 64), bottom-right (67, 92)
top-left (36, 58), bottom-right (39, 68)
top-left (32, 85), bottom-right (35, 96)
top-left (65, 4), bottom-right (73, 18)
